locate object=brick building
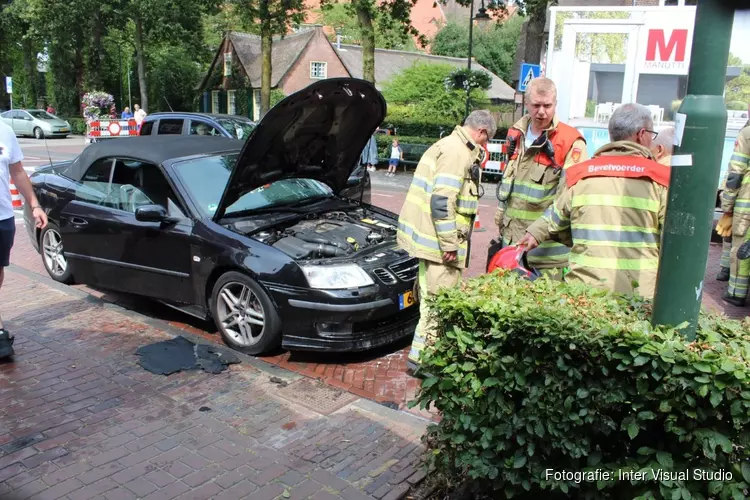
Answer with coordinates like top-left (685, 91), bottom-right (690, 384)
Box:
top-left (198, 26), bottom-right (515, 121)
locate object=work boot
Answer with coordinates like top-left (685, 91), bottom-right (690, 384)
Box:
top-left (717, 267), bottom-right (730, 281)
top-left (738, 241), bottom-right (750, 261)
top-left (0, 329), bottom-right (14, 359)
top-left (722, 292), bottom-right (746, 307)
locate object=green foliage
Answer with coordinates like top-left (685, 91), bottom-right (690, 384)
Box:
top-left (270, 88), bottom-right (286, 108)
top-left (554, 11), bottom-right (629, 63)
top-left (585, 100), bottom-right (596, 118)
top-left (728, 52), bottom-right (744, 67)
top-left (375, 135), bottom-right (435, 159)
top-left (444, 68), bottom-right (492, 93)
top-left (430, 16), bottom-right (524, 83)
top-left (63, 117), bottom-right (88, 135)
top-left (147, 44), bottom-right (204, 112)
top-left (413, 272), bottom-right (750, 499)
top-left (317, 3), bottom-right (416, 51)
top-left (726, 74), bottom-right (750, 108)
top-left (382, 62), bottom-right (488, 125)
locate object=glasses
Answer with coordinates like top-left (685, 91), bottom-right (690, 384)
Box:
top-left (642, 129), bottom-right (659, 140)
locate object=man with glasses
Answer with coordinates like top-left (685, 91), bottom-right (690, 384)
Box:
top-left (519, 103), bottom-right (669, 299)
top-left (397, 110), bottom-right (496, 375)
top-left (494, 77), bottom-right (588, 278)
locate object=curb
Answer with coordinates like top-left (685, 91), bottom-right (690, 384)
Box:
top-left (7, 263), bottom-right (430, 432)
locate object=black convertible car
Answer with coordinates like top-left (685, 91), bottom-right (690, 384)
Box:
top-left (24, 79), bottom-right (419, 355)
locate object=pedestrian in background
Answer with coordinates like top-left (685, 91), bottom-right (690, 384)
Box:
top-left (386, 138), bottom-right (402, 177)
top-left (360, 134), bottom-right (378, 173)
top-left (0, 120), bottom-right (48, 358)
top-left (520, 103), bottom-right (668, 299)
top-left (397, 110), bottom-right (496, 374)
top-left (121, 106), bottom-right (133, 119)
top-left (494, 77), bottom-right (588, 278)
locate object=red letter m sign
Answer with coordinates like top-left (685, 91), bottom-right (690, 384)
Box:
top-left (646, 29), bottom-right (688, 62)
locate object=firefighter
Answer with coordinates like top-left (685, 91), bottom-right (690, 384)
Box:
top-left (716, 171), bottom-right (732, 282)
top-left (519, 103), bottom-right (668, 299)
top-left (719, 120), bottom-right (750, 306)
top-left (650, 126), bottom-right (674, 166)
top-left (397, 110), bottom-right (497, 372)
top-left (494, 77), bottom-right (588, 277)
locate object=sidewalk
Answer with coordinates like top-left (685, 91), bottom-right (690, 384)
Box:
top-left (0, 268), bottom-right (427, 500)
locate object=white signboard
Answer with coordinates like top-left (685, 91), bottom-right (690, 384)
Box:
top-left (637, 9), bottom-right (695, 75)
top-left (4, 76), bottom-right (11, 94)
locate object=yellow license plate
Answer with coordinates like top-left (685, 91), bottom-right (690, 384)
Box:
top-left (59, 128), bottom-right (69, 132)
top-left (398, 290), bottom-right (416, 310)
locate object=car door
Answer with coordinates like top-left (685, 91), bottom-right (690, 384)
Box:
top-left (61, 157), bottom-right (196, 303)
top-left (17, 111), bottom-right (33, 136)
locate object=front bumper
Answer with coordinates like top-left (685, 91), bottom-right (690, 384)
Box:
top-left (266, 278), bottom-right (419, 352)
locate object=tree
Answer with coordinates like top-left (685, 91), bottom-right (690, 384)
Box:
top-left (726, 74), bottom-right (750, 107)
top-left (553, 10), bottom-right (629, 64)
top-left (317, 3), bottom-right (415, 50)
top-left (431, 15), bottom-right (524, 83)
top-left (322, 0), bottom-right (425, 84)
top-left (728, 52), bottom-right (744, 67)
top-left (514, 0), bottom-right (552, 67)
top-left (233, 0), bottom-right (306, 117)
top-left (382, 62), bottom-right (487, 122)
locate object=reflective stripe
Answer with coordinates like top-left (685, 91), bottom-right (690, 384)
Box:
top-left (572, 228), bottom-right (658, 245)
top-left (545, 204), bottom-right (569, 229)
top-left (731, 153), bottom-right (750, 165)
top-left (435, 220), bottom-right (457, 234)
top-left (456, 197), bottom-right (478, 213)
top-left (397, 221), bottom-right (467, 256)
top-left (569, 252), bottom-right (659, 270)
top-left (434, 174), bottom-right (462, 191)
top-left (510, 180), bottom-right (558, 204)
top-left (571, 223), bottom-right (659, 234)
top-left (411, 175), bottom-right (433, 194)
top-left (529, 243), bottom-right (570, 258)
top-left (506, 206), bottom-right (545, 221)
top-left (572, 195), bottom-right (659, 212)
top-left (741, 176), bottom-right (750, 185)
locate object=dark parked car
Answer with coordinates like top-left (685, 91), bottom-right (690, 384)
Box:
top-left (24, 79), bottom-right (418, 355)
top-left (139, 111), bottom-right (371, 204)
top-left (139, 112), bottom-right (257, 140)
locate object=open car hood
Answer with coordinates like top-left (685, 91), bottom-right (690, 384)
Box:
top-left (214, 79), bottom-right (386, 220)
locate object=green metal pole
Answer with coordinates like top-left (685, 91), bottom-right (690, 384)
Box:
top-left (651, 0), bottom-right (734, 338)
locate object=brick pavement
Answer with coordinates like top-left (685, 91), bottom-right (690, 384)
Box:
top-left (0, 269), bottom-right (427, 499)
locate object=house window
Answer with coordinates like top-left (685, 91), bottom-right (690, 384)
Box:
top-left (211, 91), bottom-right (220, 114)
top-left (228, 90), bottom-right (237, 115)
top-left (224, 52), bottom-right (232, 77)
top-left (310, 61), bottom-right (327, 79)
top-left (253, 89), bottom-right (261, 121)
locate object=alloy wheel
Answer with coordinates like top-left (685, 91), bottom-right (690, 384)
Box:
top-left (42, 229), bottom-right (67, 277)
top-left (216, 281), bottom-right (265, 347)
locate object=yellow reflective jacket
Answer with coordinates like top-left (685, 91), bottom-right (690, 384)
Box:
top-left (494, 115), bottom-right (588, 269)
top-left (527, 141), bottom-right (669, 299)
top-left (397, 126), bottom-right (483, 268)
top-left (720, 125), bottom-right (750, 236)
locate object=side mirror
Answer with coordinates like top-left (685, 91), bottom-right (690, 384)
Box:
top-left (135, 204), bottom-right (170, 223)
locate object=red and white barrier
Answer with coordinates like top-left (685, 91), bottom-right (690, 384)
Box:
top-left (87, 119), bottom-right (138, 138)
top-left (10, 181), bottom-right (22, 208)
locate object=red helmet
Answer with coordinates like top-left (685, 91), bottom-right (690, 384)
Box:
top-left (487, 245), bottom-right (537, 279)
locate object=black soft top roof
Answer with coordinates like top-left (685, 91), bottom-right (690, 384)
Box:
top-left (64, 136), bottom-right (244, 181)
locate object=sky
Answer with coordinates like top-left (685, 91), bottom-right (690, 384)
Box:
top-left (730, 10), bottom-right (750, 63)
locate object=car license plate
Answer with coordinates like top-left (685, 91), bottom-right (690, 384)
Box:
top-left (398, 290), bottom-right (416, 310)
top-left (59, 128), bottom-right (69, 132)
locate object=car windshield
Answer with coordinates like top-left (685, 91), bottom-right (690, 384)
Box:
top-left (27, 110), bottom-right (57, 120)
top-left (173, 153), bottom-right (333, 217)
top-left (215, 118), bottom-right (255, 140)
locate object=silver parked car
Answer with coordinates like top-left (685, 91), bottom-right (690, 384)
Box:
top-left (0, 109), bottom-right (71, 139)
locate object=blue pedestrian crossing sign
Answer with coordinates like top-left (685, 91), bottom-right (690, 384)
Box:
top-left (517, 63), bottom-right (541, 92)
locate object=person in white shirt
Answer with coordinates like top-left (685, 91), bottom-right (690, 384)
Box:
top-left (134, 104), bottom-right (147, 132)
top-left (0, 122), bottom-right (48, 358)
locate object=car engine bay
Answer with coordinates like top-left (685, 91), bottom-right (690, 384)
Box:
top-left (228, 209), bottom-right (398, 260)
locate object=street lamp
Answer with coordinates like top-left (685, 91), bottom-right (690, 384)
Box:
top-left (465, 0), bottom-right (492, 119)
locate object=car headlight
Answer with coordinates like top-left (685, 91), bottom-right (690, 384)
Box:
top-left (300, 264), bottom-right (374, 290)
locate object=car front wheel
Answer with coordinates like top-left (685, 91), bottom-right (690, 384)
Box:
top-left (40, 224), bottom-right (73, 284)
top-left (34, 127), bottom-right (44, 140)
top-left (209, 271), bottom-right (281, 355)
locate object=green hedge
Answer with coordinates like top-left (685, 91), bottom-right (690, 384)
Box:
top-left (61, 117), bottom-right (87, 135)
top-left (413, 272), bottom-right (750, 499)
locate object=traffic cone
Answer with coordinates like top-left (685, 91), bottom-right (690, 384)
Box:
top-left (474, 211), bottom-right (485, 232)
top-left (10, 182), bottom-right (22, 209)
